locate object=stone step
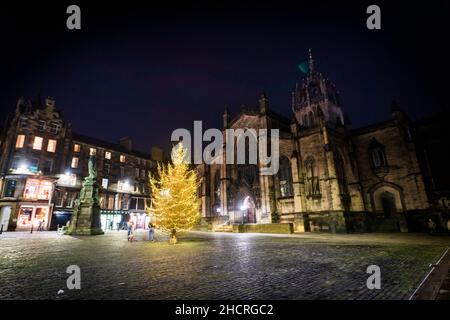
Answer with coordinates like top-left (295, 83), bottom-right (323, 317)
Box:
top-left (214, 225), bottom-right (233, 232)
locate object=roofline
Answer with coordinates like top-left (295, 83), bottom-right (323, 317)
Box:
top-left (71, 133), bottom-right (153, 160)
top-left (350, 119), bottom-right (397, 135)
top-left (228, 108), bottom-right (291, 128)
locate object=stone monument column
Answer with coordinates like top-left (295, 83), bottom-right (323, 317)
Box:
top-left (67, 154), bottom-right (104, 235)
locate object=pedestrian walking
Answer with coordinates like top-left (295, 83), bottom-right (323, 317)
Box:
top-left (428, 218), bottom-right (437, 235)
top-left (37, 220), bottom-right (43, 231)
top-left (148, 222), bottom-right (155, 241)
top-left (127, 221), bottom-right (135, 242)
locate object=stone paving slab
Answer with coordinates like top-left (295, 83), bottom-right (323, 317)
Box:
top-left (0, 230), bottom-right (449, 300)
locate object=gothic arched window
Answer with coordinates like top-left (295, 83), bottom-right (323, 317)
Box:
top-left (277, 156), bottom-right (293, 197)
top-left (213, 171), bottom-right (220, 213)
top-left (214, 171), bottom-right (220, 201)
top-left (305, 156), bottom-right (320, 197)
top-left (368, 138), bottom-right (387, 168)
top-left (334, 151), bottom-right (348, 195)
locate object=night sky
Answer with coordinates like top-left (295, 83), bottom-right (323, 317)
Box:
top-left (1, 0), bottom-right (449, 155)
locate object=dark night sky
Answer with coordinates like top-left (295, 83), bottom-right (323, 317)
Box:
top-left (1, 0), bottom-right (449, 155)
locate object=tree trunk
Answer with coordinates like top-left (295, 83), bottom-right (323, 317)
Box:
top-left (170, 228), bottom-right (178, 245)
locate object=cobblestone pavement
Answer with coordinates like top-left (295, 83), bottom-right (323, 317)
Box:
top-left (0, 230), bottom-right (449, 300)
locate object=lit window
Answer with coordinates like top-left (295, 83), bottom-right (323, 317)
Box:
top-left (107, 196), bottom-right (114, 209)
top-left (23, 179), bottom-right (53, 200)
top-left (33, 136), bottom-right (43, 150)
top-left (47, 139), bottom-right (57, 152)
top-left (16, 135), bottom-right (25, 148)
top-left (71, 157), bottom-right (79, 168)
top-left (23, 179), bottom-right (39, 199)
top-left (118, 180), bottom-right (131, 192)
top-left (37, 181), bottom-right (53, 200)
top-left (105, 151), bottom-right (112, 160)
top-left (90, 148), bottom-right (96, 156)
top-left (120, 155), bottom-right (126, 163)
top-left (73, 144), bottom-right (80, 152)
top-left (58, 173), bottom-right (76, 186)
top-left (102, 178), bottom-right (108, 189)
top-left (38, 120), bottom-right (46, 132)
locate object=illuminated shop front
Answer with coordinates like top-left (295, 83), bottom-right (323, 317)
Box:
top-left (23, 178), bottom-right (53, 201)
top-left (129, 212), bottom-right (150, 230)
top-left (128, 197), bottom-right (151, 229)
top-left (100, 210), bottom-right (127, 230)
top-left (14, 177), bottom-right (55, 231)
top-left (16, 205), bottom-right (51, 231)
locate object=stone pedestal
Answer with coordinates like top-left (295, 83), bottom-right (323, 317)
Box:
top-left (67, 155), bottom-right (104, 236)
top-left (67, 203), bottom-right (104, 235)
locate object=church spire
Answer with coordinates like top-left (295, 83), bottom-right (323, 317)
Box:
top-left (223, 105), bottom-right (230, 128)
top-left (293, 50), bottom-right (345, 127)
top-left (259, 91), bottom-right (269, 114)
top-left (308, 48), bottom-right (315, 74)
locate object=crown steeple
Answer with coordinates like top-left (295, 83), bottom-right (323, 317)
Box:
top-left (292, 50), bottom-right (345, 128)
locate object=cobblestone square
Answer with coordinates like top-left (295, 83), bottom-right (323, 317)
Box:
top-left (0, 231), bottom-right (449, 300)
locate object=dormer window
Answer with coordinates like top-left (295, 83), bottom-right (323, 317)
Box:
top-left (50, 123), bottom-right (61, 134)
top-left (38, 120), bottom-right (46, 132)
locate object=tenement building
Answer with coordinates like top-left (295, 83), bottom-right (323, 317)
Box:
top-left (0, 97), bottom-right (163, 232)
top-left (197, 52), bottom-right (449, 233)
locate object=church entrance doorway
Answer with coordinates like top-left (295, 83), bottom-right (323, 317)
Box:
top-left (381, 191), bottom-right (396, 218)
top-left (240, 196), bottom-right (256, 224)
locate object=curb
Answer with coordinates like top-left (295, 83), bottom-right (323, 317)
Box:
top-left (409, 246), bottom-right (450, 300)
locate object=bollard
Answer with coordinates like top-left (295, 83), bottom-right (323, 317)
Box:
top-left (30, 224), bottom-right (33, 234)
top-left (0, 224), bottom-right (3, 234)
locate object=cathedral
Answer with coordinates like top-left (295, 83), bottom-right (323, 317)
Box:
top-left (196, 51), bottom-right (434, 233)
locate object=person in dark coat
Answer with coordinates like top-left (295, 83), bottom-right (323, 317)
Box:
top-left (148, 222), bottom-right (155, 241)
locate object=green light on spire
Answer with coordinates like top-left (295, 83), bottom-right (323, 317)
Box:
top-left (298, 61), bottom-right (309, 74)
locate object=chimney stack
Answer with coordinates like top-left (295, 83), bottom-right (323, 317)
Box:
top-left (119, 136), bottom-right (132, 151)
top-left (151, 147), bottom-right (164, 162)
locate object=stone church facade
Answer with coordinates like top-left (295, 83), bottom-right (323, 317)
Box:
top-left (197, 52), bottom-right (431, 233)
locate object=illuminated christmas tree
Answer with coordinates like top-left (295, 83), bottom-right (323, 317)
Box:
top-left (149, 143), bottom-right (200, 244)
